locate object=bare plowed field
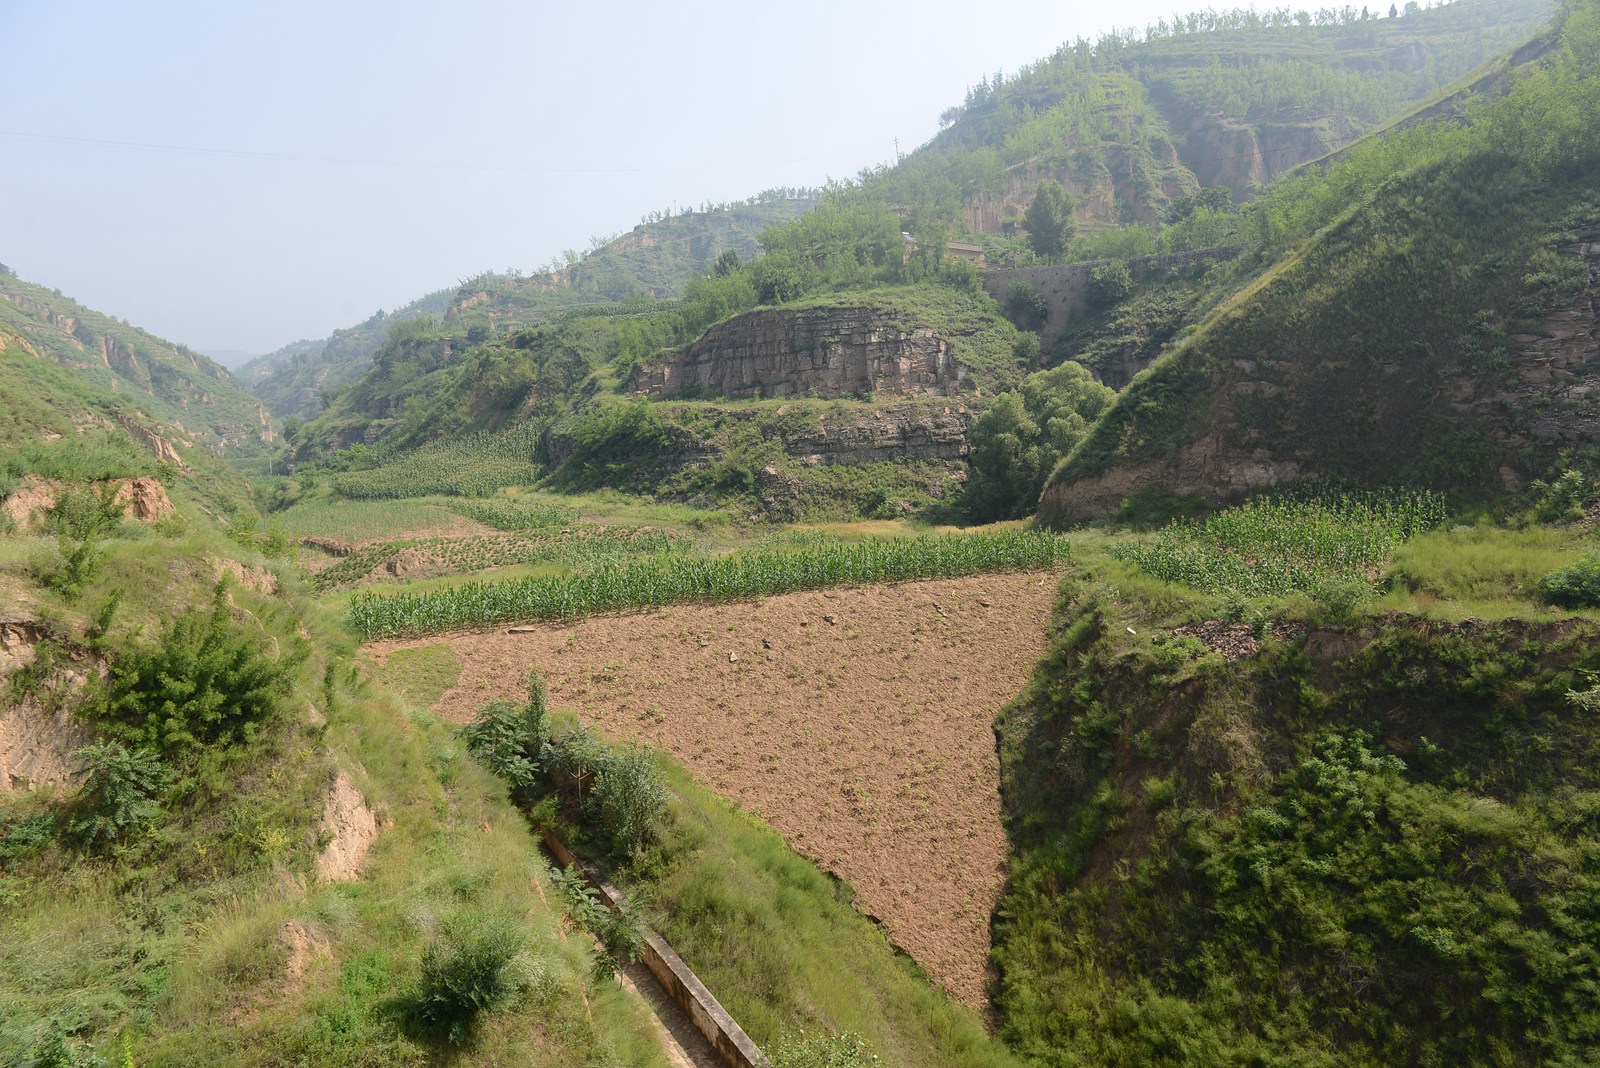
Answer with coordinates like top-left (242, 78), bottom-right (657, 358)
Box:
top-left (370, 571), bottom-right (1059, 1011)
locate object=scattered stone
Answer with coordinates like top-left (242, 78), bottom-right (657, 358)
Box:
top-left (823, 614), bottom-right (837, 625)
top-left (728, 651), bottom-right (739, 663)
top-left (761, 638), bottom-right (772, 649)
top-left (1172, 619), bottom-right (1303, 661)
top-left (979, 599), bottom-right (992, 608)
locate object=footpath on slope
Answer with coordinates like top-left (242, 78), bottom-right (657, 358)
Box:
top-left (370, 570), bottom-right (1060, 1012)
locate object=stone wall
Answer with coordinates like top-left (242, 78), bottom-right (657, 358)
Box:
top-left (981, 244), bottom-right (1247, 350)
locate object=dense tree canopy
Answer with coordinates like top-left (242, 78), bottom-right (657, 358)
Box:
top-left (1023, 181), bottom-right (1076, 262)
top-left (965, 360), bottom-right (1113, 521)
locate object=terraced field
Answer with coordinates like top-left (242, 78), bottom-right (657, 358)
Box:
top-left (369, 569), bottom-right (1060, 1011)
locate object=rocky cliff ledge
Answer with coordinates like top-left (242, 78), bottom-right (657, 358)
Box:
top-left (628, 306), bottom-right (967, 400)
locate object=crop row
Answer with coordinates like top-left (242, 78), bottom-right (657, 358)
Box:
top-left (332, 425), bottom-right (544, 500)
top-left (446, 497), bottom-right (579, 532)
top-left (1113, 489), bottom-right (1448, 596)
top-left (315, 526), bottom-right (685, 591)
top-left (348, 529), bottom-right (1067, 639)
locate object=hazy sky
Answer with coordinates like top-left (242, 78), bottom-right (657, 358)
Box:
top-left (4, 1), bottom-right (1295, 355)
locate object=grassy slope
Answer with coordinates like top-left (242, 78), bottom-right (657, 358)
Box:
top-left (0, 274), bottom-right (269, 456)
top-left (0, 420), bottom-right (667, 1064)
top-left (864, 0), bottom-right (1551, 230)
top-left (1039, 4), bottom-right (1600, 525)
top-left (992, 518), bottom-right (1600, 1066)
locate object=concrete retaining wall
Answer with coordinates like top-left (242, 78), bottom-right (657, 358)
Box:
top-left (543, 830), bottom-right (770, 1068)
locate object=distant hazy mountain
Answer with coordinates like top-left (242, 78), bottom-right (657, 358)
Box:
top-left (198, 348), bottom-right (259, 370)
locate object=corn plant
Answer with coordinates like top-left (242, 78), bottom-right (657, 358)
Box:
top-left (1112, 488), bottom-right (1447, 597)
top-left (349, 529), bottom-right (1066, 639)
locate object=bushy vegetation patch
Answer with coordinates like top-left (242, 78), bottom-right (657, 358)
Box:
top-left (348, 529), bottom-right (1066, 638)
top-left (1539, 552), bottom-right (1600, 608)
top-left (1112, 487), bottom-right (1447, 597)
top-left (964, 362), bottom-right (1114, 522)
top-left (993, 562), bottom-right (1600, 1067)
top-left (85, 585), bottom-right (304, 758)
top-left (405, 915), bottom-right (535, 1045)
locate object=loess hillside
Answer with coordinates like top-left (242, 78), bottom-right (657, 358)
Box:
top-left (1040, 0), bottom-right (1600, 526)
top-left (244, 196), bottom-right (816, 424)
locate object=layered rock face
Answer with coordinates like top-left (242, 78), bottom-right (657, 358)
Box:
top-left (630, 307), bottom-right (965, 400)
top-left (786, 403), bottom-right (971, 466)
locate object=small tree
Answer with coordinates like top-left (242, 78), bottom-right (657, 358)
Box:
top-left (463, 673), bottom-right (551, 799)
top-left (41, 483), bottom-right (124, 601)
top-left (1087, 262), bottom-right (1134, 307)
top-left (1005, 280), bottom-right (1049, 329)
top-left (68, 742), bottom-right (168, 848)
top-left (589, 744), bottom-right (669, 858)
top-left (1024, 180), bottom-right (1076, 262)
top-left (965, 361), bottom-right (1115, 522)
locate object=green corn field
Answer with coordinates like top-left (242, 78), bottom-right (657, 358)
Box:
top-left (1112, 488), bottom-right (1449, 596)
top-left (315, 526), bottom-right (686, 592)
top-left (332, 425), bottom-right (545, 500)
top-left (348, 529), bottom-right (1066, 639)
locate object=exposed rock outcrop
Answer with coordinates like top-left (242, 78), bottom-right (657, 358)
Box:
top-left (787, 403), bottom-right (972, 465)
top-left (2, 476), bottom-right (176, 531)
top-left (0, 621), bottom-right (101, 792)
top-left (629, 307), bottom-right (966, 400)
top-left (112, 476), bottom-right (177, 521)
top-left (111, 411), bottom-right (193, 471)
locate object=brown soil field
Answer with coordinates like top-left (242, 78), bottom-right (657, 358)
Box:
top-left (369, 571), bottom-right (1060, 1013)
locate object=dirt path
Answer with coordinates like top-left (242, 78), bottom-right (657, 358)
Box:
top-left (371, 571), bottom-right (1059, 1012)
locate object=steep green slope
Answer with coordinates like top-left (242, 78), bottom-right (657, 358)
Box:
top-left (1040, 0), bottom-right (1600, 526)
top-left (0, 271), bottom-right (272, 457)
top-left (245, 196), bottom-right (815, 423)
top-left (862, 0), bottom-right (1551, 239)
top-left (994, 537), bottom-right (1600, 1066)
top-left (239, 289), bottom-right (453, 424)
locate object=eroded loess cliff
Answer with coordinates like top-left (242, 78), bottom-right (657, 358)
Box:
top-left (629, 306), bottom-right (967, 401)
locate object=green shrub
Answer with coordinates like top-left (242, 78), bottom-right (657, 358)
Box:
top-left (589, 744), bottom-right (669, 859)
top-left (67, 742), bottom-right (168, 849)
top-left (548, 865), bottom-right (645, 979)
top-left (1539, 553), bottom-right (1600, 608)
top-left (1087, 262), bottom-right (1134, 307)
top-left (24, 1023), bottom-right (105, 1068)
top-left (1005, 280), bottom-right (1049, 329)
top-left (964, 362), bottom-right (1114, 522)
top-left (409, 916), bottom-right (531, 1045)
top-left (38, 483), bottom-right (124, 601)
top-left (1528, 469), bottom-right (1591, 524)
top-left (87, 586), bottom-right (301, 758)
top-left (461, 675), bottom-right (550, 797)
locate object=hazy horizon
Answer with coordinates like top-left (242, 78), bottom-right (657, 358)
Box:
top-left (6, 0), bottom-right (1325, 356)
